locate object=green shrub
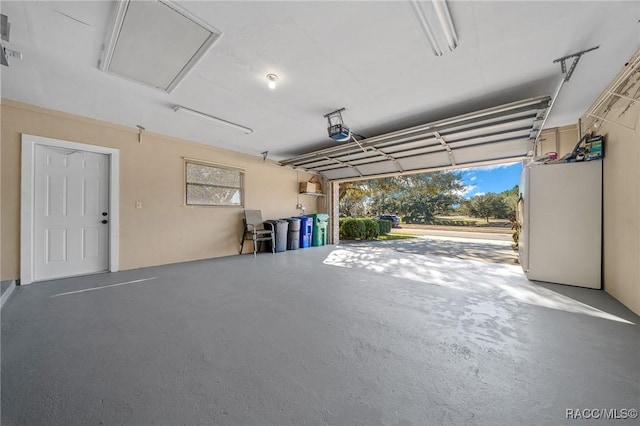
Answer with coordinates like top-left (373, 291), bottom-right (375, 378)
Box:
top-left (339, 218), bottom-right (366, 240)
top-left (360, 219), bottom-right (379, 239)
top-left (340, 217), bottom-right (390, 239)
top-left (376, 219), bottom-right (392, 235)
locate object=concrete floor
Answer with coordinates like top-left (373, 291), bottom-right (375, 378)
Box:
top-left (2, 243), bottom-right (639, 425)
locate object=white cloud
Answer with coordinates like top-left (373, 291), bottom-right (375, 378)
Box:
top-left (469, 176), bottom-right (477, 181)
top-left (455, 184), bottom-right (476, 197)
top-left (457, 161), bottom-right (521, 173)
top-left (473, 162), bottom-right (521, 172)
top-left (473, 192), bottom-right (486, 197)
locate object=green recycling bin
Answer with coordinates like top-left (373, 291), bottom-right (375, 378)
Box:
top-left (309, 213), bottom-right (329, 246)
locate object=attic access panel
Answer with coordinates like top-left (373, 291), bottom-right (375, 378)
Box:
top-left (100, 0), bottom-right (221, 92)
top-left (280, 96), bottom-right (551, 180)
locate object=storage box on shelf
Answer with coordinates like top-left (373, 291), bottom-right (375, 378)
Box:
top-left (299, 181), bottom-right (322, 194)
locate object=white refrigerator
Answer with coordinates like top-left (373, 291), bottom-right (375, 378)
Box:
top-left (518, 160), bottom-right (602, 289)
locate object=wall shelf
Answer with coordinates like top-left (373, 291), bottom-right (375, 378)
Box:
top-left (585, 51), bottom-right (640, 133)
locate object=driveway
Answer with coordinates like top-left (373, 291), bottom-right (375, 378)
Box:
top-left (343, 230), bottom-right (517, 265)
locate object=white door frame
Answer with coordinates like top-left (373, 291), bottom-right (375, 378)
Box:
top-left (21, 134), bottom-right (120, 284)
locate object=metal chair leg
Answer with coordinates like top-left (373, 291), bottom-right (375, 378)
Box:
top-left (253, 234), bottom-right (257, 257)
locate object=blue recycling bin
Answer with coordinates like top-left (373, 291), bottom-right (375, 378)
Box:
top-left (296, 216), bottom-right (313, 248)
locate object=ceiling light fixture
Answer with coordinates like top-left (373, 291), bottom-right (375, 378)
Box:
top-left (432, 0), bottom-right (458, 51)
top-left (410, 0), bottom-right (458, 56)
top-left (410, 0), bottom-right (442, 56)
top-left (267, 73), bottom-right (278, 89)
top-left (174, 105), bottom-right (253, 134)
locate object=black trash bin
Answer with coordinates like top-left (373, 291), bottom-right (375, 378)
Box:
top-left (265, 219), bottom-right (288, 253)
top-left (285, 218), bottom-right (301, 250)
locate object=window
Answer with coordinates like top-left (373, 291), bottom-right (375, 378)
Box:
top-left (185, 160), bottom-right (244, 206)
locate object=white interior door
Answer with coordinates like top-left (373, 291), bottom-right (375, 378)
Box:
top-left (33, 145), bottom-right (110, 281)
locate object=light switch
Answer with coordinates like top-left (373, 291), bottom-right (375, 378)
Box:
top-left (135, 201), bottom-right (143, 209)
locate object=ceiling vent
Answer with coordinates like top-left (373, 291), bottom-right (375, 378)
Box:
top-left (99, 0), bottom-right (221, 92)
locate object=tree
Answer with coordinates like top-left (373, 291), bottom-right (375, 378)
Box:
top-left (466, 193), bottom-right (509, 222)
top-left (339, 181), bottom-right (369, 217)
top-left (500, 185), bottom-right (519, 218)
top-left (338, 171), bottom-right (464, 223)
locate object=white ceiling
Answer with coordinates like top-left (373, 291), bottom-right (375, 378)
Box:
top-left (1, 1), bottom-right (638, 162)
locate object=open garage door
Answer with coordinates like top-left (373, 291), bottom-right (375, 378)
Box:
top-left (280, 96), bottom-right (551, 180)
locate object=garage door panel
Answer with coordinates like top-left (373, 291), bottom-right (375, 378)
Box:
top-left (442, 115), bottom-right (536, 141)
top-left (387, 143), bottom-right (444, 157)
top-left (295, 158), bottom-right (335, 169)
top-left (454, 140), bottom-right (528, 164)
top-left (356, 161), bottom-right (400, 176)
top-left (398, 151), bottom-right (451, 170)
top-left (448, 129), bottom-right (531, 149)
top-left (337, 151), bottom-right (380, 163)
top-left (322, 168), bottom-right (362, 180)
top-left (376, 137), bottom-right (439, 152)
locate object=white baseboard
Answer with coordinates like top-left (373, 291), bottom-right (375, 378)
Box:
top-left (1, 280), bottom-right (18, 309)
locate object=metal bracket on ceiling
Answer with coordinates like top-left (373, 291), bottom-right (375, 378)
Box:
top-left (136, 125), bottom-right (145, 143)
top-left (530, 46), bottom-right (600, 156)
top-left (553, 46), bottom-right (600, 82)
top-left (261, 151), bottom-right (269, 162)
top-left (434, 131), bottom-right (456, 166)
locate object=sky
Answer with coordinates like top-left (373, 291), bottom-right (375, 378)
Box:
top-left (457, 161), bottom-right (522, 198)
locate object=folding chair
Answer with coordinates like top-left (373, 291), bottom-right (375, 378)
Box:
top-left (240, 210), bottom-right (275, 256)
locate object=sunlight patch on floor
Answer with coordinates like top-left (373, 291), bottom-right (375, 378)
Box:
top-left (324, 246), bottom-right (634, 325)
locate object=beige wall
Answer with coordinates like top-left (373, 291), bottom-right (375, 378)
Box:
top-left (537, 99), bottom-right (639, 316)
top-left (580, 51), bottom-right (640, 315)
top-left (587, 115), bottom-right (640, 315)
top-left (1, 99), bottom-right (319, 281)
top-left (537, 124), bottom-right (578, 158)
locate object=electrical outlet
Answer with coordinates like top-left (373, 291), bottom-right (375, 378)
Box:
top-left (296, 204), bottom-right (303, 209)
top-left (135, 201), bottom-right (142, 209)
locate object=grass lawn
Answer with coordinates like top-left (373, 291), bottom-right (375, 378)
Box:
top-left (430, 215), bottom-right (510, 227)
top-left (377, 233), bottom-right (417, 241)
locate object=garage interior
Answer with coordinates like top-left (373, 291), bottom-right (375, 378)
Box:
top-left (1, 1), bottom-right (639, 425)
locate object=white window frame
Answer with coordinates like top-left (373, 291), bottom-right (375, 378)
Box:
top-left (184, 159), bottom-right (244, 207)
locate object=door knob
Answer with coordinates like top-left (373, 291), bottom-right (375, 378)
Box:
top-left (102, 220), bottom-right (108, 224)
